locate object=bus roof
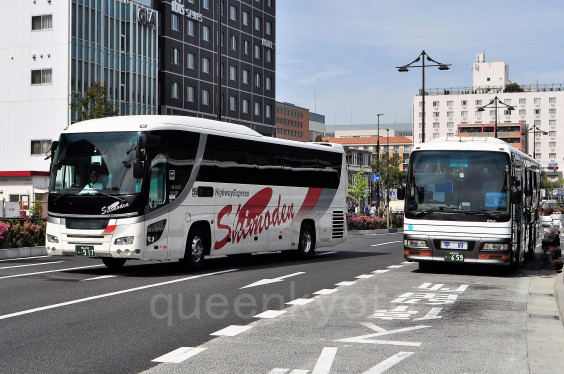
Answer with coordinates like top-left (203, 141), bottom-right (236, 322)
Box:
top-left (63, 115), bottom-right (344, 153)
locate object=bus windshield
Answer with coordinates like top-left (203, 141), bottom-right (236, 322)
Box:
top-left (49, 131), bottom-right (143, 196)
top-left (406, 151), bottom-right (510, 218)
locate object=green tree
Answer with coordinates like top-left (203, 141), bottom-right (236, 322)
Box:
top-left (372, 153), bottom-right (404, 195)
top-left (314, 134), bottom-right (324, 142)
top-left (70, 81), bottom-right (119, 122)
top-left (348, 167), bottom-right (370, 209)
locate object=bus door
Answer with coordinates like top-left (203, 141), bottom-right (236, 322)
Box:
top-left (144, 155), bottom-right (169, 260)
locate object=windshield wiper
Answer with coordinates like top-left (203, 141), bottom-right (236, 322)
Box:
top-left (82, 190), bottom-right (126, 203)
top-left (409, 208), bottom-right (441, 216)
top-left (53, 187), bottom-right (81, 203)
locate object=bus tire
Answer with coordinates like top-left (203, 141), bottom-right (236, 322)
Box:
top-left (181, 227), bottom-right (207, 271)
top-left (102, 258), bottom-right (126, 271)
top-left (297, 223), bottom-right (315, 258)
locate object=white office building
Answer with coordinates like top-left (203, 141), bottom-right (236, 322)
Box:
top-left (0, 0), bottom-right (158, 212)
top-left (412, 53), bottom-right (564, 175)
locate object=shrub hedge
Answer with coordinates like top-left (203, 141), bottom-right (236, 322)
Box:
top-left (0, 220), bottom-right (46, 249)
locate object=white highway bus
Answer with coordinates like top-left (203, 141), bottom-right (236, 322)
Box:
top-left (403, 137), bottom-right (540, 271)
top-left (45, 116), bottom-right (347, 270)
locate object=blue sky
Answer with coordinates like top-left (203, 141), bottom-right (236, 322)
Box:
top-left (275, 0), bottom-right (564, 126)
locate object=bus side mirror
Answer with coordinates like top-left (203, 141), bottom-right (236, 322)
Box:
top-left (137, 135), bottom-right (160, 159)
top-left (397, 187), bottom-right (405, 200)
top-left (45, 140), bottom-right (58, 160)
top-left (133, 159), bottom-right (144, 179)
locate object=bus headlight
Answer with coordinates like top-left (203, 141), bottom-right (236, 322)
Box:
top-left (114, 236), bottom-right (134, 245)
top-left (404, 239), bottom-right (428, 248)
top-left (47, 234), bottom-right (59, 243)
top-left (482, 243), bottom-right (510, 251)
top-left (147, 219), bottom-right (167, 245)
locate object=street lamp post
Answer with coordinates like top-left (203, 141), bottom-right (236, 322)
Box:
top-left (397, 50), bottom-right (451, 143)
top-left (527, 124), bottom-right (548, 159)
top-left (476, 96), bottom-right (515, 138)
top-left (376, 113), bottom-right (384, 209)
top-left (386, 129), bottom-right (390, 229)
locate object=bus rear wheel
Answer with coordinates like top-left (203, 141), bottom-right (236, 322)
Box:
top-left (297, 223), bottom-right (315, 258)
top-left (102, 258), bottom-right (126, 271)
top-left (181, 227), bottom-right (207, 271)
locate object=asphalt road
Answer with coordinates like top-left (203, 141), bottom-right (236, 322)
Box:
top-left (0, 232), bottom-right (558, 374)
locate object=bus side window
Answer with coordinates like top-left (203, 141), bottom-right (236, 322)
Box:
top-left (148, 156), bottom-right (168, 209)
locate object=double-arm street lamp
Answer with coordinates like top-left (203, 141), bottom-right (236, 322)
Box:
top-left (527, 125), bottom-right (548, 159)
top-left (376, 113), bottom-right (384, 208)
top-left (397, 50), bottom-right (451, 143)
top-left (476, 96), bottom-right (514, 138)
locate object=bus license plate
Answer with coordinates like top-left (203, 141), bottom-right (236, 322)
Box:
top-left (441, 240), bottom-right (468, 250)
top-left (444, 251), bottom-right (464, 262)
top-left (76, 245), bottom-right (95, 257)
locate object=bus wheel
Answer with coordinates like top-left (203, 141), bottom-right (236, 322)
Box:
top-left (297, 223), bottom-right (315, 258)
top-left (102, 258), bottom-right (126, 271)
top-left (181, 228), bottom-right (206, 270)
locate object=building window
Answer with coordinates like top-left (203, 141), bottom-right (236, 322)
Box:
top-left (550, 97), bottom-right (556, 104)
top-left (519, 98), bottom-right (526, 105)
top-left (503, 99), bottom-right (511, 105)
top-left (242, 69), bottom-right (249, 84)
top-left (171, 82), bottom-right (179, 99)
top-left (503, 109), bottom-right (511, 115)
top-left (203, 0), bottom-right (209, 10)
top-left (266, 21), bottom-right (272, 35)
top-left (254, 45), bottom-right (261, 59)
top-left (31, 69), bottom-right (52, 84)
top-left (447, 100), bottom-right (453, 107)
top-left (432, 101), bottom-right (439, 107)
top-left (242, 99), bottom-right (249, 114)
top-left (202, 25), bottom-right (210, 42)
top-left (550, 108), bottom-right (556, 115)
top-left (519, 109), bottom-right (526, 115)
top-left (255, 73), bottom-right (261, 87)
top-left (229, 5), bottom-right (237, 21)
top-left (447, 122), bottom-right (453, 128)
top-left (266, 104), bottom-right (272, 119)
top-left (535, 109), bottom-right (541, 115)
top-left (202, 57), bottom-right (210, 73)
top-left (187, 53), bottom-right (195, 69)
top-left (550, 153), bottom-right (556, 160)
top-left (171, 14), bottom-right (179, 31)
top-left (534, 120), bottom-right (541, 127)
top-left (549, 131), bottom-right (556, 137)
top-left (432, 112), bottom-right (439, 118)
top-left (475, 99), bottom-right (482, 106)
top-left (254, 102), bottom-right (261, 116)
top-left (187, 20), bottom-right (195, 36)
top-left (202, 89), bottom-right (210, 105)
top-left (550, 119), bottom-right (556, 128)
top-left (461, 100), bottom-right (467, 106)
top-left (242, 11), bottom-right (249, 26)
top-left (265, 76), bottom-right (271, 90)
top-left (433, 122), bottom-right (439, 128)
top-left (447, 111), bottom-right (453, 117)
top-left (172, 48), bottom-right (180, 65)
top-left (229, 96), bottom-right (237, 111)
top-left (550, 142), bottom-right (557, 148)
top-left (187, 86), bottom-right (195, 102)
top-left (31, 15), bottom-right (52, 30)
top-left (432, 133), bottom-right (440, 139)
top-left (31, 140), bottom-right (51, 155)
top-left (229, 66), bottom-right (237, 81)
top-left (254, 16), bottom-right (261, 31)
top-left (534, 97), bottom-right (541, 104)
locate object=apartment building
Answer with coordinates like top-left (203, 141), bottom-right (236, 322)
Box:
top-left (412, 53), bottom-right (564, 175)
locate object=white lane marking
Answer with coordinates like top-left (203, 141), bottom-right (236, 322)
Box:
top-left (254, 310), bottom-right (287, 319)
top-left (355, 274), bottom-right (375, 279)
top-left (311, 347), bottom-right (338, 374)
top-left (401, 261), bottom-right (415, 265)
top-left (0, 269), bottom-right (238, 321)
top-left (0, 264), bottom-right (104, 280)
top-left (152, 347), bottom-right (207, 363)
top-left (313, 288), bottom-right (338, 295)
top-left (0, 261), bottom-right (64, 270)
top-left (81, 275), bottom-right (118, 281)
top-left (387, 265), bottom-right (403, 269)
top-left (0, 255), bottom-right (49, 262)
top-left (267, 370), bottom-right (290, 374)
top-left (372, 270), bottom-right (390, 274)
top-left (240, 271), bottom-right (305, 289)
top-left (336, 281), bottom-right (356, 286)
top-left (314, 251), bottom-right (337, 256)
top-left (210, 324), bottom-right (252, 336)
top-left (361, 351), bottom-right (414, 374)
top-left (370, 241), bottom-right (402, 247)
top-left (286, 298), bottom-right (315, 306)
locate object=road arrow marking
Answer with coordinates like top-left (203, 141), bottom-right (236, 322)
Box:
top-left (240, 271), bottom-right (305, 289)
top-left (335, 323), bottom-right (431, 346)
top-left (360, 351), bottom-right (414, 374)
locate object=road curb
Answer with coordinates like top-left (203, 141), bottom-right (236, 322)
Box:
top-left (556, 270), bottom-right (564, 324)
top-left (0, 246), bottom-right (47, 260)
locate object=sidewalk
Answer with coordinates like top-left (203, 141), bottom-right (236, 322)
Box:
top-left (0, 246), bottom-right (46, 260)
